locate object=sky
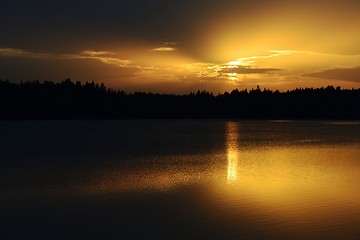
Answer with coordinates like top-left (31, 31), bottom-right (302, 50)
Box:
top-left (1, 0), bottom-right (360, 93)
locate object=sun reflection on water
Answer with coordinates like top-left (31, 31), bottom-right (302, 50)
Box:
top-left (227, 150), bottom-right (238, 182)
top-left (221, 121), bottom-right (360, 224)
top-left (226, 122), bottom-right (240, 183)
top-left (71, 121), bottom-right (360, 238)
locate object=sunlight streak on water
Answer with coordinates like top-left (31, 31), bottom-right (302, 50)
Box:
top-left (226, 122), bottom-right (239, 183)
top-left (227, 150), bottom-right (238, 182)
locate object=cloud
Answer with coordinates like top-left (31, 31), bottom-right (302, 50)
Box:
top-left (186, 60), bottom-right (282, 81)
top-left (151, 47), bottom-right (176, 52)
top-left (164, 42), bottom-right (177, 46)
top-left (226, 50), bottom-right (314, 67)
top-left (151, 42), bottom-right (177, 52)
top-left (0, 48), bottom-right (134, 68)
top-left (81, 50), bottom-right (116, 56)
top-left (221, 66), bottom-right (282, 74)
top-left (0, 48), bottom-right (26, 56)
top-left (0, 48), bottom-right (52, 58)
top-left (0, 1), bottom-right (211, 54)
top-left (303, 67), bottom-right (360, 83)
top-left (70, 51), bottom-right (134, 68)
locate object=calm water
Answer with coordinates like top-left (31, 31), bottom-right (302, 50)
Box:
top-left (1, 120), bottom-right (360, 239)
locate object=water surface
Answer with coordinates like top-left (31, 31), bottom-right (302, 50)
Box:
top-left (1, 120), bottom-right (360, 239)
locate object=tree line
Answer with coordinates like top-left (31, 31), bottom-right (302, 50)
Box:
top-left (0, 79), bottom-right (359, 119)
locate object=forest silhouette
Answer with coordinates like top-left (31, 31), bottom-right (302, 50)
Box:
top-left (0, 79), bottom-right (359, 119)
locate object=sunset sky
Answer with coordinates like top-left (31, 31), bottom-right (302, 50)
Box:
top-left (1, 0), bottom-right (360, 93)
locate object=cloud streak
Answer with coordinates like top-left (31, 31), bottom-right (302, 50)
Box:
top-left (151, 47), bottom-right (176, 52)
top-left (303, 67), bottom-right (360, 83)
top-left (0, 48), bottom-right (134, 68)
top-left (70, 51), bottom-right (134, 68)
top-left (0, 48), bottom-right (52, 59)
top-left (221, 66), bottom-right (281, 74)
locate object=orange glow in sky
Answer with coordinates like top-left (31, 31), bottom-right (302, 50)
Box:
top-left (1, 0), bottom-right (360, 93)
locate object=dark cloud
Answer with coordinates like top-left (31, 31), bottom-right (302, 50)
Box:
top-left (0, 0), bottom-right (278, 54)
top-left (222, 66), bottom-right (282, 74)
top-left (303, 67), bottom-right (360, 83)
top-left (1, 0), bottom-right (359, 56)
top-left (0, 56), bottom-right (140, 84)
top-left (0, 0), bottom-right (211, 53)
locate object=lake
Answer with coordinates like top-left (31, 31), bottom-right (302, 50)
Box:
top-left (1, 120), bottom-right (360, 239)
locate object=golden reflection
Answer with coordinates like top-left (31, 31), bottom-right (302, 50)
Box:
top-left (226, 122), bottom-right (240, 183)
top-left (216, 145), bottom-right (360, 220)
top-left (227, 150), bottom-right (238, 182)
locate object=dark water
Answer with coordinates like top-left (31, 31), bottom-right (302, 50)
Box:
top-left (1, 120), bottom-right (360, 239)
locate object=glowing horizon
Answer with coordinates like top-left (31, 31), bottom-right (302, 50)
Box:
top-left (1, 0), bottom-right (360, 93)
